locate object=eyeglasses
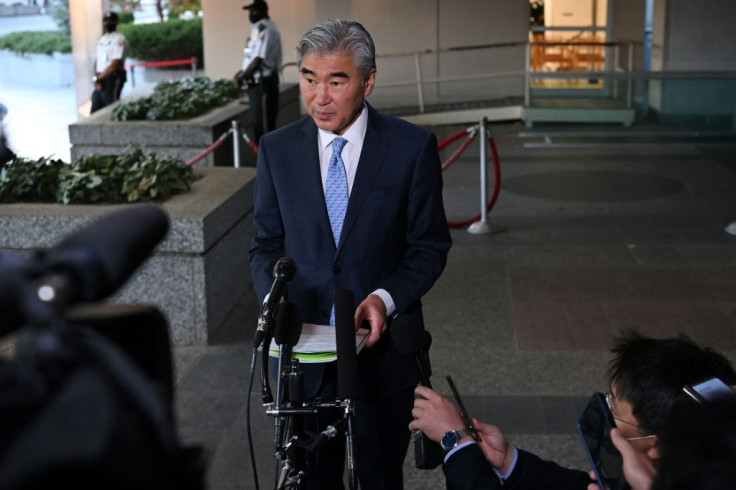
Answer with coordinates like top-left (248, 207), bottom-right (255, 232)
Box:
top-left (605, 391), bottom-right (658, 442)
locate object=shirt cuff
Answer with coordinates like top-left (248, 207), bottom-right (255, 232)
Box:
top-left (495, 446), bottom-right (518, 480)
top-left (371, 288), bottom-right (395, 317)
top-left (444, 440), bottom-right (476, 464)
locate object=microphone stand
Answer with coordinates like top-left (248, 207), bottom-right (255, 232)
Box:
top-left (341, 398), bottom-right (358, 490)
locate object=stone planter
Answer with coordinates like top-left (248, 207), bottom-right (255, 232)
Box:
top-left (69, 83), bottom-right (300, 168)
top-left (0, 167), bottom-right (256, 346)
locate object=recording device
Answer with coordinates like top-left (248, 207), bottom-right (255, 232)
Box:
top-left (253, 257), bottom-right (296, 348)
top-left (446, 375), bottom-right (480, 443)
top-left (390, 315), bottom-right (443, 470)
top-left (334, 289), bottom-right (360, 488)
top-left (274, 301), bottom-right (303, 448)
top-left (682, 377), bottom-right (736, 404)
top-left (335, 289), bottom-right (360, 400)
top-left (577, 392), bottom-right (629, 490)
top-left (1, 204), bottom-right (169, 330)
top-left (0, 204), bottom-right (206, 489)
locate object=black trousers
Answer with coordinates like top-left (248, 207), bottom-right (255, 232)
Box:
top-left (247, 73), bottom-right (280, 144)
top-left (90, 73), bottom-right (125, 114)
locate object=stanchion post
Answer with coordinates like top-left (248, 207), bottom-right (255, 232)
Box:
top-left (231, 120), bottom-right (241, 168)
top-left (468, 117), bottom-right (503, 235)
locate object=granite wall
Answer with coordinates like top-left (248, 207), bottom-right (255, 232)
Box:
top-left (0, 167), bottom-right (255, 345)
top-left (68, 83), bottom-right (301, 168)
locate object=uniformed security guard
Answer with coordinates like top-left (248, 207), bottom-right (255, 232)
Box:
top-left (91, 11), bottom-right (129, 114)
top-left (233, 0), bottom-right (282, 143)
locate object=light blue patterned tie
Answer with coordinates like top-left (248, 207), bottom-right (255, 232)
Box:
top-left (325, 137), bottom-right (348, 325)
top-left (326, 137), bottom-right (348, 245)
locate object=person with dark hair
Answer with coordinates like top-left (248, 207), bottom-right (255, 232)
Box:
top-left (91, 11), bottom-right (129, 114)
top-left (409, 332), bottom-right (736, 490)
top-left (606, 394), bottom-right (736, 490)
top-left (249, 18), bottom-right (451, 490)
top-left (0, 102), bottom-right (15, 164)
top-left (234, 0), bottom-right (282, 143)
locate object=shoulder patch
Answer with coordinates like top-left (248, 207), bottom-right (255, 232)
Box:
top-left (258, 23), bottom-right (266, 32)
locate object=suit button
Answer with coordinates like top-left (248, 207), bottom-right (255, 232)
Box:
top-left (333, 266), bottom-right (343, 274)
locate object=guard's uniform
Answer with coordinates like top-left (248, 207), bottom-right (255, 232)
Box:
top-left (91, 31), bottom-right (128, 113)
top-left (242, 17), bottom-right (282, 142)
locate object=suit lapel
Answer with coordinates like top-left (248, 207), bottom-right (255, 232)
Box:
top-left (337, 105), bottom-right (389, 255)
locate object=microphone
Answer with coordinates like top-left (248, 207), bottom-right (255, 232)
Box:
top-left (40, 203), bottom-right (170, 305)
top-left (274, 301), bottom-right (302, 448)
top-left (335, 289), bottom-right (359, 400)
top-left (253, 257), bottom-right (296, 348)
top-left (390, 315), bottom-right (433, 387)
top-left (390, 314), bottom-right (443, 470)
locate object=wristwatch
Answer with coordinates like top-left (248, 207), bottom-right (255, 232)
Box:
top-left (440, 428), bottom-right (472, 452)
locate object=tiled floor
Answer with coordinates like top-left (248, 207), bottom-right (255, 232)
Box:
top-left (172, 122), bottom-right (736, 489)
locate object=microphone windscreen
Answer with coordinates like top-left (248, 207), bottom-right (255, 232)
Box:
top-left (53, 204), bottom-right (169, 301)
top-left (273, 257), bottom-right (297, 282)
top-left (389, 314), bottom-right (431, 356)
top-left (273, 301), bottom-right (302, 346)
top-left (335, 289), bottom-right (359, 400)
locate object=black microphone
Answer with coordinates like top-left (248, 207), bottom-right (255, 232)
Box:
top-left (274, 301), bottom-right (302, 448)
top-left (275, 302), bottom-right (303, 405)
top-left (390, 314), bottom-right (443, 470)
top-left (38, 203), bottom-right (170, 306)
top-left (253, 257), bottom-right (296, 348)
top-left (335, 289), bottom-right (359, 400)
top-left (390, 314), bottom-right (433, 387)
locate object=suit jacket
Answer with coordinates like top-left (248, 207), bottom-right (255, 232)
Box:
top-left (249, 103), bottom-right (452, 399)
top-left (444, 445), bottom-right (591, 490)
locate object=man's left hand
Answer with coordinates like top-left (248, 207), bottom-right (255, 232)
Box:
top-left (355, 294), bottom-right (386, 348)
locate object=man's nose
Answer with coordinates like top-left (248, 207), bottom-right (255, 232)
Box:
top-left (315, 84), bottom-right (331, 105)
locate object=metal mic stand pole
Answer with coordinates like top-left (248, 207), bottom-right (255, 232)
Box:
top-left (342, 399), bottom-right (358, 490)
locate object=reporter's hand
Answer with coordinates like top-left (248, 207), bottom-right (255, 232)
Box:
top-left (473, 418), bottom-right (514, 474)
top-left (611, 428), bottom-right (656, 490)
top-left (354, 294), bottom-right (386, 348)
top-left (409, 386), bottom-right (466, 442)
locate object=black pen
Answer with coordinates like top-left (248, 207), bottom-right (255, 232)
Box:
top-left (446, 375), bottom-right (480, 442)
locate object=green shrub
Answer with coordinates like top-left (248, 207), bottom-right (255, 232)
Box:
top-left (112, 76), bottom-right (238, 121)
top-left (119, 18), bottom-right (202, 67)
top-left (0, 31), bottom-right (72, 55)
top-left (0, 157), bottom-right (65, 202)
top-left (118, 11), bottom-right (135, 24)
top-left (0, 149), bottom-right (193, 204)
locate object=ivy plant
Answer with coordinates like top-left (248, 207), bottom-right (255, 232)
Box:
top-left (112, 76), bottom-right (238, 121)
top-left (0, 148), bottom-right (193, 204)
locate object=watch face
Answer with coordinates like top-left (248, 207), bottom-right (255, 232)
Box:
top-left (441, 430), bottom-right (459, 451)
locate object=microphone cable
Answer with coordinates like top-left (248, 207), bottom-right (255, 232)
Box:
top-left (247, 344), bottom-right (261, 490)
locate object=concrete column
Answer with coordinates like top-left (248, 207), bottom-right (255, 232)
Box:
top-left (69, 0), bottom-right (107, 118)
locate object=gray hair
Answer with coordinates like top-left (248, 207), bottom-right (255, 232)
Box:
top-left (296, 19), bottom-right (376, 81)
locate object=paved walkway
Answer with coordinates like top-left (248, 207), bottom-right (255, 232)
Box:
top-left (172, 123), bottom-right (736, 489)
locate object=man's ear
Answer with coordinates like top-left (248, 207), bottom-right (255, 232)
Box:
top-left (646, 438), bottom-right (662, 460)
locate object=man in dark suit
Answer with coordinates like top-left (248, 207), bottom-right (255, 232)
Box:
top-left (249, 19), bottom-right (452, 490)
top-left (409, 332), bottom-right (736, 490)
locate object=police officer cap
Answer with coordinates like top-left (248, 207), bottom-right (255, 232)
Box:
top-left (243, 0), bottom-right (267, 10)
top-left (102, 11), bottom-right (119, 23)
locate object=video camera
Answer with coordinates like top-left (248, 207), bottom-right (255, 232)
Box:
top-left (0, 204), bottom-right (206, 489)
